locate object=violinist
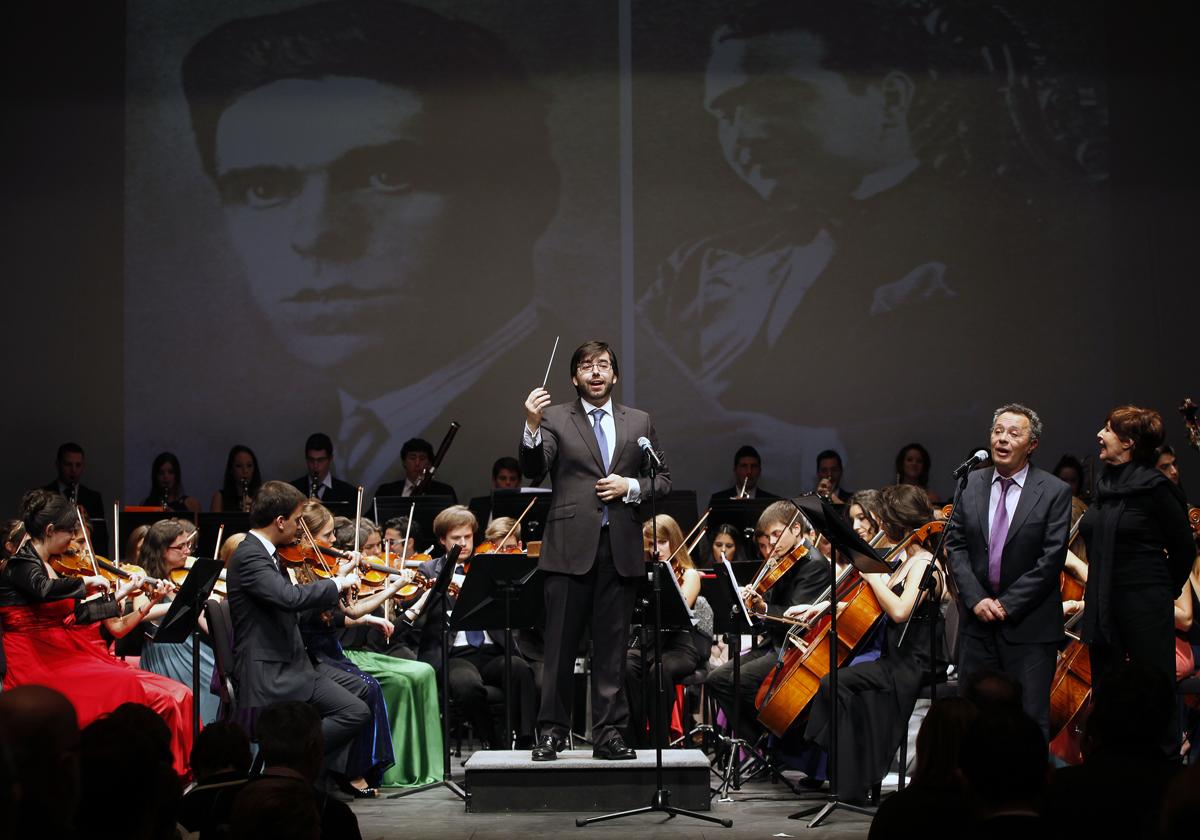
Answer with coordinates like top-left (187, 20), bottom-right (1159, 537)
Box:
top-left (704, 500), bottom-right (830, 744)
top-left (801, 484), bottom-right (945, 805)
top-left (295, 500), bottom-right (420, 796)
top-left (138, 518), bottom-right (221, 725)
top-left (143, 451), bottom-right (202, 513)
top-left (625, 514), bottom-right (705, 748)
top-left (225, 480), bottom-right (369, 783)
top-left (0, 490), bottom-right (197, 775)
top-left (210, 444), bottom-right (262, 512)
top-left (413, 505), bottom-right (537, 749)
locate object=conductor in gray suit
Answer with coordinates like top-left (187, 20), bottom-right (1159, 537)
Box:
top-left (520, 340), bottom-right (671, 761)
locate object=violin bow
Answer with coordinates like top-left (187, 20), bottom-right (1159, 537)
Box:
top-left (112, 501), bottom-right (120, 568)
top-left (353, 486), bottom-right (364, 555)
top-left (663, 508), bottom-right (711, 566)
top-left (541, 335), bottom-right (560, 390)
top-left (214, 524), bottom-right (225, 562)
top-left (297, 517), bottom-right (335, 579)
top-left (494, 498), bottom-right (538, 551)
top-left (75, 507), bottom-right (101, 579)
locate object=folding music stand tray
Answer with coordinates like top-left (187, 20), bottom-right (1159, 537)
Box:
top-left (451, 553), bottom-right (541, 748)
top-left (388, 545), bottom-right (466, 801)
top-left (151, 557), bottom-right (224, 740)
top-left (786, 496), bottom-right (890, 827)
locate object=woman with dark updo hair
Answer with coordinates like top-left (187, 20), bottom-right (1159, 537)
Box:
top-left (0, 490), bottom-right (196, 774)
top-left (1080, 405), bottom-right (1195, 756)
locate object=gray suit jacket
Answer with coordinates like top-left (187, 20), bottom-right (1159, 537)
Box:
top-left (227, 533), bottom-right (340, 707)
top-left (519, 400), bottom-right (671, 577)
top-left (945, 465), bottom-right (1072, 644)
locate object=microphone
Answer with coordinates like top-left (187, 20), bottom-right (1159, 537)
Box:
top-left (636, 436), bottom-right (663, 467)
top-left (952, 450), bottom-right (990, 480)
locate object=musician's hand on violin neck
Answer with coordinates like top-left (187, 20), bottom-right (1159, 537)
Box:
top-left (524, 387), bottom-right (551, 431)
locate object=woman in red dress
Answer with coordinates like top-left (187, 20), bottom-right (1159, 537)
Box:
top-left (0, 490), bottom-right (196, 775)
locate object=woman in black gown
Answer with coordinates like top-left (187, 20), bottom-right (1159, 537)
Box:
top-left (803, 484), bottom-right (943, 803)
top-left (1079, 405), bottom-right (1194, 755)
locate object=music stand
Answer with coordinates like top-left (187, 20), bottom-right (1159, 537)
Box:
top-left (374, 495), bottom-right (454, 546)
top-left (490, 490), bottom-right (553, 543)
top-left (704, 559), bottom-right (765, 799)
top-left (451, 553), bottom-right (541, 747)
top-left (151, 558), bottom-right (224, 739)
top-left (388, 546), bottom-right (466, 801)
top-left (196, 512), bottom-right (249, 557)
top-left (786, 496), bottom-right (890, 827)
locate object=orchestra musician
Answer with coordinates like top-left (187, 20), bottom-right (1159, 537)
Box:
top-left (143, 451), bottom-right (202, 513)
top-left (42, 441), bottom-right (104, 520)
top-left (521, 340), bottom-right (671, 761)
top-left (625, 514), bottom-right (705, 748)
top-left (708, 445), bottom-right (779, 505)
top-left (704, 499), bottom-right (829, 744)
top-left (289, 433), bottom-right (357, 508)
top-left (0, 490), bottom-right (196, 775)
top-left (945, 403), bottom-right (1072, 736)
top-left (411, 505), bottom-right (537, 749)
top-left (375, 438), bottom-right (458, 502)
top-left (210, 444), bottom-right (262, 512)
top-left (1079, 405), bottom-right (1195, 756)
top-left (803, 484), bottom-right (945, 805)
top-left (815, 449), bottom-right (852, 503)
top-left (226, 480), bottom-right (369, 780)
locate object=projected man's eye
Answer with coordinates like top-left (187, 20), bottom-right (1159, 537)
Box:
top-left (218, 169), bottom-right (301, 208)
top-left (367, 170), bottom-right (412, 193)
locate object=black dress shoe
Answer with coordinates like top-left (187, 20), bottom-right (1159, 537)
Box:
top-left (531, 734), bottom-right (565, 761)
top-left (592, 734), bottom-right (637, 760)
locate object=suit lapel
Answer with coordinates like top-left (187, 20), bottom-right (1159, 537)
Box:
top-left (1004, 469), bottom-right (1043, 546)
top-left (569, 404), bottom-right (606, 473)
top-left (611, 404), bottom-right (628, 469)
top-left (975, 468), bottom-right (993, 547)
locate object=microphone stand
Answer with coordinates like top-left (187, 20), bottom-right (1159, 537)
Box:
top-left (577, 445), bottom-right (731, 829)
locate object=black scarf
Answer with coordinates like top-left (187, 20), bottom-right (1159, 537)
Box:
top-left (1079, 461), bottom-right (1171, 644)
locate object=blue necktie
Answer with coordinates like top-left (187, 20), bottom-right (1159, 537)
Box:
top-left (467, 630), bottom-right (485, 648)
top-left (591, 408), bottom-right (610, 526)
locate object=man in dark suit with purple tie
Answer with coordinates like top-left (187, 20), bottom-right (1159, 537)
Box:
top-left (946, 404), bottom-right (1072, 735)
top-left (520, 340), bottom-right (671, 761)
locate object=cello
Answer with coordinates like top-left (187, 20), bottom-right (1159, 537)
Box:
top-left (753, 519), bottom-right (945, 737)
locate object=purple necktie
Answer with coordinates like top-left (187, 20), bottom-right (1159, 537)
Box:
top-left (988, 477), bottom-right (1015, 592)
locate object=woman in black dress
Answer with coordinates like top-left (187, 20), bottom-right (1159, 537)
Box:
top-left (803, 484), bottom-right (943, 803)
top-left (1080, 405), bottom-right (1194, 755)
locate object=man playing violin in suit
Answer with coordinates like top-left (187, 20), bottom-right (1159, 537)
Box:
top-left (226, 480), bottom-right (369, 780)
top-left (704, 500), bottom-right (830, 743)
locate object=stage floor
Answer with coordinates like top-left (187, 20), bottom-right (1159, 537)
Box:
top-left (349, 747), bottom-right (876, 839)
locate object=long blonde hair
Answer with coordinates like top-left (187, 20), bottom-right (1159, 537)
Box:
top-left (642, 514), bottom-right (693, 570)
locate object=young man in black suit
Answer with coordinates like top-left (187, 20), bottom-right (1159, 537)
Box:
top-left (226, 480), bottom-right (368, 774)
top-left (289, 433), bottom-right (357, 508)
top-left (945, 403), bottom-right (1072, 736)
top-left (43, 442), bottom-right (104, 520)
top-left (374, 438), bottom-right (457, 503)
top-left (521, 340), bottom-right (672, 761)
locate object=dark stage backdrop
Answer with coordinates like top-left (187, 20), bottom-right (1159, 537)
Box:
top-left (3, 1), bottom-right (1197, 524)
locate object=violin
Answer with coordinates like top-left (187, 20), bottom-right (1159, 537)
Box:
top-left (50, 549), bottom-right (167, 590)
top-left (1190, 506), bottom-right (1200, 538)
top-left (167, 561), bottom-right (228, 599)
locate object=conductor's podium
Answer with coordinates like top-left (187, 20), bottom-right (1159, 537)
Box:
top-left (462, 749), bottom-right (711, 813)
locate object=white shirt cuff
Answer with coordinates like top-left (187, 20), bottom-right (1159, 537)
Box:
top-left (522, 424), bottom-right (541, 446)
top-left (623, 477), bottom-right (641, 503)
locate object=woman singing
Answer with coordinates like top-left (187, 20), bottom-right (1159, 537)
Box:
top-left (1079, 405), bottom-right (1194, 755)
top-left (803, 484), bottom-right (943, 804)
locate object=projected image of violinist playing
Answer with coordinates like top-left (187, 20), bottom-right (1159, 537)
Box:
top-left (521, 341), bottom-right (671, 762)
top-left (182, 1), bottom-right (560, 494)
